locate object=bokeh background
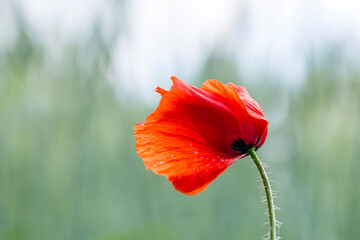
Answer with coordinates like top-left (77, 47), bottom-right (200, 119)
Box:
top-left (1, 0), bottom-right (360, 239)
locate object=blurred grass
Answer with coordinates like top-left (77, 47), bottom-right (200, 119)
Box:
top-left (1, 4), bottom-right (360, 240)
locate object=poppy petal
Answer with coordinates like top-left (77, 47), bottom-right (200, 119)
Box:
top-left (228, 83), bottom-right (266, 121)
top-left (154, 87), bottom-right (168, 96)
top-left (224, 82), bottom-right (268, 148)
top-left (135, 122), bottom-right (237, 195)
top-left (201, 79), bottom-right (268, 148)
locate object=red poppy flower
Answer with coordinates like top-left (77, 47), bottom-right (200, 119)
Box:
top-left (134, 76), bottom-right (268, 196)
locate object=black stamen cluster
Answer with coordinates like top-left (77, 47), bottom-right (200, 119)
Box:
top-left (231, 138), bottom-right (253, 154)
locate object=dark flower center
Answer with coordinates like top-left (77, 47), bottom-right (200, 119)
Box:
top-left (231, 138), bottom-right (253, 154)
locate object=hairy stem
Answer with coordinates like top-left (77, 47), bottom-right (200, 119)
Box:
top-left (247, 147), bottom-right (277, 240)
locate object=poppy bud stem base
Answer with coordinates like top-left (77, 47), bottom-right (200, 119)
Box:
top-left (247, 147), bottom-right (277, 240)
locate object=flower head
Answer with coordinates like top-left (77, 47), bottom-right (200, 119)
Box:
top-left (134, 76), bottom-right (268, 195)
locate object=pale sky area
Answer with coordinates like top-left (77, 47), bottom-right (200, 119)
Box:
top-left (3, 0), bottom-right (360, 102)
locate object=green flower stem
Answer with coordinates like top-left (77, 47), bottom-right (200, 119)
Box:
top-left (247, 147), bottom-right (277, 240)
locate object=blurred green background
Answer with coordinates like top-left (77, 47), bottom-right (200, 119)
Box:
top-left (1, 1), bottom-right (360, 240)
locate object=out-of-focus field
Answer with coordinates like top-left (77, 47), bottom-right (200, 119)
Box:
top-left (1, 2), bottom-right (360, 240)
